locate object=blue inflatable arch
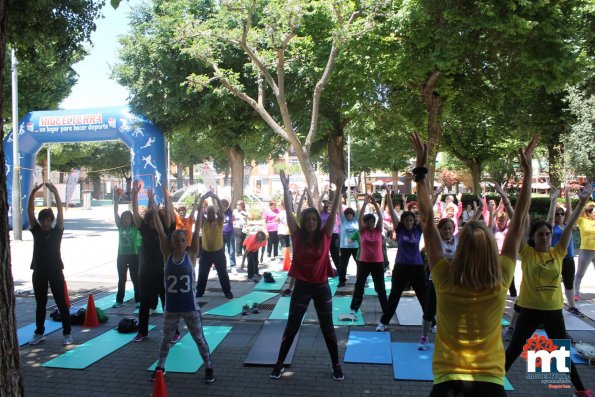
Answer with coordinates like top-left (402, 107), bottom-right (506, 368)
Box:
top-left (4, 106), bottom-right (166, 228)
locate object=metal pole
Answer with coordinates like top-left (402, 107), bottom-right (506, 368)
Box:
top-left (11, 48), bottom-right (22, 240)
top-left (46, 144), bottom-right (51, 205)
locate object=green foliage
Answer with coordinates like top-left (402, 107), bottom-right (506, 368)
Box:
top-left (49, 141), bottom-right (130, 178)
top-left (564, 85), bottom-right (595, 178)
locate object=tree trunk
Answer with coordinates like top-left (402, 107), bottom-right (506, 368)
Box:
top-left (92, 175), bottom-right (102, 199)
top-left (327, 125), bottom-right (346, 191)
top-left (419, 71), bottom-right (443, 190)
top-left (291, 143), bottom-right (320, 206)
top-left (0, 0), bottom-right (26, 394)
top-left (176, 162), bottom-right (183, 189)
top-left (547, 128), bottom-right (565, 188)
top-left (227, 145), bottom-right (244, 208)
top-left (391, 169), bottom-right (399, 193)
top-left (188, 166), bottom-right (194, 185)
top-left (462, 158), bottom-right (483, 194)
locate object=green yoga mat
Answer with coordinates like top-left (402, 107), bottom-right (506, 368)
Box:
top-left (332, 296), bottom-right (365, 326)
top-left (147, 326), bottom-right (232, 373)
top-left (42, 325), bottom-right (156, 369)
top-left (269, 297), bottom-right (291, 320)
top-left (83, 290), bottom-right (135, 311)
top-left (364, 276), bottom-right (391, 296)
top-left (254, 271), bottom-right (288, 291)
top-left (205, 291), bottom-right (278, 317)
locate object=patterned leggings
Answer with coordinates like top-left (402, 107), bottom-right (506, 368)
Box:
top-left (157, 310), bottom-right (212, 368)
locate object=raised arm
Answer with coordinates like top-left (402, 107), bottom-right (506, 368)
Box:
top-left (162, 185), bottom-right (174, 229)
top-left (546, 188), bottom-right (560, 226)
top-left (409, 133), bottom-right (443, 268)
top-left (27, 183), bottom-right (44, 228)
top-left (564, 186), bottom-right (573, 223)
top-left (469, 195), bottom-right (484, 222)
top-left (557, 184), bottom-right (593, 250)
top-left (189, 196), bottom-right (204, 263)
top-left (296, 187), bottom-right (307, 221)
top-left (318, 186), bottom-right (329, 212)
top-left (211, 192), bottom-right (225, 220)
top-left (383, 183), bottom-right (400, 229)
top-left (494, 182), bottom-right (514, 219)
top-left (372, 195), bottom-right (384, 231)
top-left (149, 189), bottom-right (170, 262)
top-left (131, 180), bottom-right (142, 228)
top-left (323, 177), bottom-right (345, 236)
top-left (113, 195), bottom-right (121, 228)
top-left (280, 171), bottom-right (298, 234)
top-left (46, 183), bottom-right (63, 230)
top-left (501, 135), bottom-right (540, 261)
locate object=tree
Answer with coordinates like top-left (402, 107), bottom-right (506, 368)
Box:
top-left (565, 85), bottom-right (595, 178)
top-left (0, 1), bottom-right (102, 394)
top-left (176, 0), bottom-right (377, 205)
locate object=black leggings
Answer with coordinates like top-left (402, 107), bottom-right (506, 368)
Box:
top-left (329, 233), bottom-right (341, 269)
top-left (267, 231), bottom-right (279, 257)
top-left (429, 380), bottom-right (507, 397)
top-left (561, 256), bottom-right (575, 290)
top-left (423, 279), bottom-right (436, 322)
top-left (505, 307), bottom-right (584, 390)
top-left (350, 261), bottom-right (387, 313)
top-left (32, 270), bottom-right (71, 335)
top-left (138, 272), bottom-right (165, 336)
top-left (116, 253), bottom-right (140, 303)
top-left (380, 264), bottom-right (426, 325)
top-left (276, 280), bottom-right (339, 366)
top-left (339, 248), bottom-right (357, 283)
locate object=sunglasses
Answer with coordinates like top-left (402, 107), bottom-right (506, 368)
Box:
top-left (555, 212), bottom-right (564, 216)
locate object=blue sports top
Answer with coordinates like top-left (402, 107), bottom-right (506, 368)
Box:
top-left (551, 224), bottom-right (574, 259)
top-left (164, 252), bottom-right (199, 312)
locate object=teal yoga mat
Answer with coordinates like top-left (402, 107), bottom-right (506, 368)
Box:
top-left (504, 377), bottom-right (514, 391)
top-left (269, 297), bottom-right (291, 320)
top-left (205, 291), bottom-right (278, 317)
top-left (148, 326), bottom-right (232, 373)
top-left (42, 325), bottom-right (156, 369)
top-left (254, 271), bottom-right (289, 291)
top-left (18, 320), bottom-right (63, 347)
top-left (332, 296), bottom-right (365, 326)
top-left (364, 276), bottom-right (391, 296)
top-left (83, 290), bottom-right (135, 311)
top-left (344, 331), bottom-right (392, 364)
top-left (328, 277), bottom-right (339, 296)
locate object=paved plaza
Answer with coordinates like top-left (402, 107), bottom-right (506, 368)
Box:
top-left (10, 206), bottom-right (595, 396)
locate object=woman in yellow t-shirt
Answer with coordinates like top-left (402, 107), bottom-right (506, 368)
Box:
top-left (504, 186), bottom-right (593, 397)
top-left (574, 202), bottom-right (595, 300)
top-left (410, 133), bottom-right (538, 396)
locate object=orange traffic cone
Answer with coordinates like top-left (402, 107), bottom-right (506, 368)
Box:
top-left (63, 280), bottom-right (71, 309)
top-left (84, 294), bottom-right (99, 327)
top-left (152, 370), bottom-right (168, 397)
top-left (282, 247), bottom-right (291, 271)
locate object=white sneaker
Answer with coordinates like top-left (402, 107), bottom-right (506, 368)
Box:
top-left (350, 309), bottom-right (357, 316)
top-left (417, 336), bottom-right (429, 351)
top-left (29, 334), bottom-right (46, 345)
top-left (376, 322), bottom-right (388, 332)
top-left (431, 325), bottom-right (437, 334)
top-left (63, 334), bottom-right (74, 345)
top-left (231, 267), bottom-right (238, 275)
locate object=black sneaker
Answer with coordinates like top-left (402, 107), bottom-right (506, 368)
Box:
top-left (270, 363), bottom-right (284, 379)
top-left (567, 307), bottom-right (585, 318)
top-left (204, 367), bottom-right (215, 383)
top-left (242, 304), bottom-right (249, 315)
top-left (150, 366), bottom-right (166, 381)
top-left (225, 292), bottom-right (234, 299)
top-left (251, 303), bottom-right (260, 314)
top-left (281, 288), bottom-right (292, 297)
top-left (332, 364), bottom-right (344, 381)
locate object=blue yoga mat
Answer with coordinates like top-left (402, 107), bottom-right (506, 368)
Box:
top-left (148, 326), bottom-right (232, 373)
top-left (205, 291), bottom-right (278, 317)
top-left (18, 320), bottom-right (63, 347)
top-left (42, 325), bottom-right (156, 369)
top-left (504, 377), bottom-right (514, 391)
top-left (269, 297), bottom-right (291, 320)
top-left (328, 277), bottom-right (339, 296)
top-left (344, 331), bottom-right (392, 364)
top-left (254, 271), bottom-right (289, 291)
top-left (535, 330), bottom-right (589, 365)
top-left (332, 296), bottom-right (365, 326)
top-left (391, 342), bottom-right (433, 381)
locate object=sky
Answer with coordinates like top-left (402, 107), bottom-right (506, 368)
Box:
top-left (59, 0), bottom-right (142, 110)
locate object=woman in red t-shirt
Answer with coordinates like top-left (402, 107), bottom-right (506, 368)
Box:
top-left (270, 170), bottom-right (345, 381)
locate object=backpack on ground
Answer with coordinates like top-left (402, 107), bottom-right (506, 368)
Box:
top-left (117, 317), bottom-right (139, 333)
top-left (263, 272), bottom-right (276, 283)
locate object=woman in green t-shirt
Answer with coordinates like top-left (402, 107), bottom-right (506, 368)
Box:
top-left (113, 196), bottom-right (141, 308)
